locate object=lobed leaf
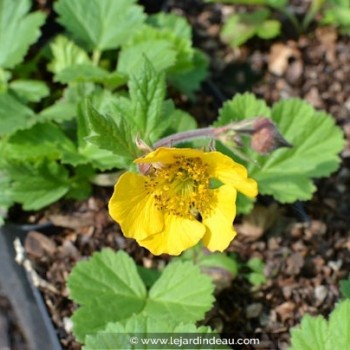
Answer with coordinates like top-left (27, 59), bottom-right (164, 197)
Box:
top-left (0, 0), bottom-right (46, 68)
top-left (55, 0), bottom-right (145, 51)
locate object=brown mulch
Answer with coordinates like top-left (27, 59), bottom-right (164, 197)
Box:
top-left (7, 1), bottom-right (350, 349)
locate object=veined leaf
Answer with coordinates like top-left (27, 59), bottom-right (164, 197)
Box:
top-left (48, 35), bottom-right (90, 74)
top-left (289, 300), bottom-right (350, 350)
top-left (0, 92), bottom-right (37, 136)
top-left (84, 315), bottom-right (219, 350)
top-left (68, 249), bottom-right (147, 341)
top-left (7, 160), bottom-right (70, 210)
top-left (68, 250), bottom-right (215, 343)
top-left (215, 93), bottom-right (344, 204)
top-left (55, 0), bottom-right (145, 51)
top-left (9, 80), bottom-right (49, 102)
top-left (0, 0), bottom-right (46, 68)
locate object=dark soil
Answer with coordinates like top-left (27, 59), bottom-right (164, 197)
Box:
top-left (7, 1), bottom-right (350, 349)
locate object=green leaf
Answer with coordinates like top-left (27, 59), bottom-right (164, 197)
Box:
top-left (216, 92), bottom-right (271, 125)
top-left (55, 64), bottom-right (110, 84)
top-left (9, 80), bottom-right (49, 102)
top-left (0, 172), bottom-right (13, 207)
top-left (199, 253), bottom-right (238, 278)
top-left (4, 122), bottom-right (83, 166)
top-left (7, 160), bottom-right (70, 210)
top-left (119, 25), bottom-right (193, 75)
top-left (117, 39), bottom-right (177, 75)
top-left (129, 58), bottom-right (168, 143)
top-left (327, 300), bottom-right (350, 349)
top-left (145, 261), bottom-right (214, 323)
top-left (289, 300), bottom-right (350, 350)
top-left (54, 0), bottom-right (145, 51)
top-left (69, 250), bottom-right (215, 344)
top-left (340, 274), bottom-right (350, 298)
top-left (148, 13), bottom-right (192, 41)
top-left (289, 315), bottom-right (328, 350)
top-left (84, 315), bottom-right (218, 350)
top-left (38, 100), bottom-right (77, 123)
top-left (169, 49), bottom-right (209, 97)
top-left (0, 92), bottom-right (37, 136)
top-left (48, 35), bottom-right (90, 74)
top-left (256, 19), bottom-right (281, 39)
top-left (68, 249), bottom-right (147, 342)
top-left (246, 257), bottom-right (266, 286)
top-left (84, 101), bottom-right (138, 169)
top-left (215, 93), bottom-right (344, 204)
top-left (0, 0), bottom-right (46, 68)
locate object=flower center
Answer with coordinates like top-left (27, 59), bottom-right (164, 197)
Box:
top-left (144, 157), bottom-right (213, 219)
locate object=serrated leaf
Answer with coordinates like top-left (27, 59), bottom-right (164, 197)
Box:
top-left (120, 25), bottom-right (193, 75)
top-left (55, 0), bottom-right (145, 51)
top-left (55, 64), bottom-right (110, 84)
top-left (148, 13), bottom-right (192, 41)
top-left (9, 80), bottom-right (49, 102)
top-left (117, 39), bottom-right (177, 75)
top-left (7, 160), bottom-right (70, 210)
top-left (216, 93), bottom-right (271, 125)
top-left (0, 172), bottom-right (13, 207)
top-left (145, 261), bottom-right (214, 323)
top-left (0, 92), bottom-right (37, 136)
top-left (68, 249), bottom-right (147, 342)
top-left (69, 251), bottom-right (215, 344)
top-left (4, 122), bottom-right (83, 166)
top-left (84, 315), bottom-right (218, 350)
top-left (340, 274), bottom-right (350, 298)
top-left (0, 0), bottom-right (46, 68)
top-left (169, 49), bottom-right (209, 98)
top-left (129, 58), bottom-right (168, 143)
top-left (39, 100), bottom-right (77, 123)
top-left (215, 93), bottom-right (344, 204)
top-left (289, 300), bottom-right (350, 350)
top-left (327, 300), bottom-right (350, 349)
top-left (49, 35), bottom-right (90, 74)
top-left (289, 315), bottom-right (328, 350)
top-left (84, 102), bottom-right (138, 169)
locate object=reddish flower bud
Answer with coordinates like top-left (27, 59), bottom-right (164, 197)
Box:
top-left (251, 118), bottom-right (292, 154)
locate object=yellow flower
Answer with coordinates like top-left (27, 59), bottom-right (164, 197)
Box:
top-left (109, 147), bottom-right (257, 255)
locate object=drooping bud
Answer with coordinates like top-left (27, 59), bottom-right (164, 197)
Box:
top-left (251, 118), bottom-right (292, 154)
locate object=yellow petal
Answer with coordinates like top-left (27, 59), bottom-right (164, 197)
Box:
top-left (135, 147), bottom-right (205, 164)
top-left (202, 185), bottom-right (237, 252)
top-left (108, 172), bottom-right (163, 241)
top-left (138, 214), bottom-right (206, 255)
top-left (202, 151), bottom-right (258, 198)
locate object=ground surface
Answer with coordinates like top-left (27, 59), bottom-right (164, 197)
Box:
top-left (5, 1), bottom-right (350, 349)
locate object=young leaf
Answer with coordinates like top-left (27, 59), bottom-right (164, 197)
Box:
top-left (54, 0), bottom-right (145, 51)
top-left (0, 93), bottom-right (37, 136)
top-left (9, 80), bottom-right (49, 102)
top-left (0, 0), bottom-right (46, 68)
top-left (129, 58), bottom-right (169, 143)
top-left (84, 315), bottom-right (218, 350)
top-left (83, 101), bottom-right (138, 169)
top-left (7, 160), bottom-right (70, 210)
top-left (68, 249), bottom-right (147, 342)
top-left (48, 35), bottom-right (90, 74)
top-left (144, 261), bottom-right (215, 323)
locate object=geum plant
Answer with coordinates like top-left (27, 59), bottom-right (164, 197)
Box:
top-left (66, 59), bottom-right (344, 347)
top-left (0, 0), bottom-right (345, 347)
